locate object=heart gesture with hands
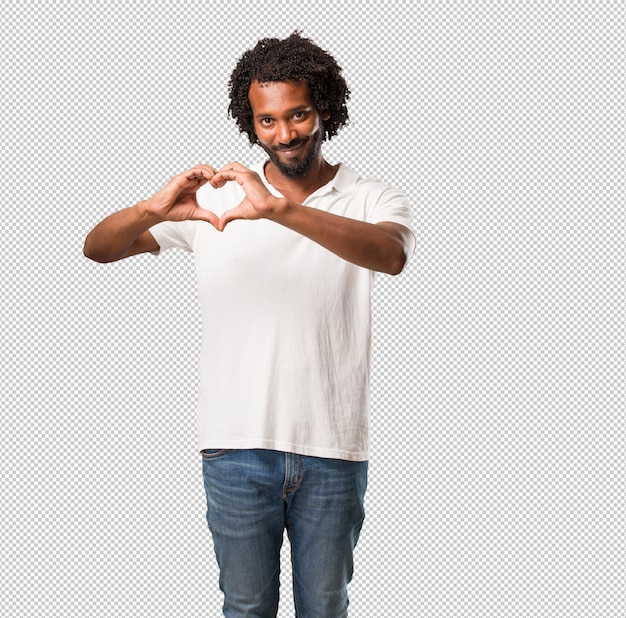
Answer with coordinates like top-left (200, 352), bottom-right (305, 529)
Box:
top-left (149, 162), bottom-right (285, 232)
top-left (211, 162), bottom-right (285, 232)
top-left (148, 164), bottom-right (220, 228)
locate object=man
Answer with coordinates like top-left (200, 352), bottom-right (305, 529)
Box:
top-left (84, 32), bottom-right (415, 618)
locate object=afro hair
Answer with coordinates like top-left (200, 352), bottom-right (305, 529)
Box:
top-left (228, 32), bottom-right (350, 144)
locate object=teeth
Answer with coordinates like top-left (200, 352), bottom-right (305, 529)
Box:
top-left (278, 142), bottom-right (302, 152)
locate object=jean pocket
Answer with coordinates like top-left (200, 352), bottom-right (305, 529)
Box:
top-left (201, 449), bottom-right (230, 460)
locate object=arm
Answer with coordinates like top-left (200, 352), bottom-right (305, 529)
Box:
top-left (265, 204), bottom-right (413, 275)
top-left (83, 203), bottom-right (162, 263)
top-left (83, 164), bottom-right (219, 263)
top-left (213, 163), bottom-right (415, 275)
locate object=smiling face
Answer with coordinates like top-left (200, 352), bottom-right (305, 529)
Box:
top-left (249, 80), bottom-right (330, 179)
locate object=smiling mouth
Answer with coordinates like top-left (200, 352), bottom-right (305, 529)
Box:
top-left (275, 140), bottom-right (306, 157)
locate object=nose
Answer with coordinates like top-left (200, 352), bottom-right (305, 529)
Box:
top-left (277, 121), bottom-right (297, 145)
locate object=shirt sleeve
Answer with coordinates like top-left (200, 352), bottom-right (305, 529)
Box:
top-left (149, 220), bottom-right (196, 254)
top-left (366, 183), bottom-right (415, 231)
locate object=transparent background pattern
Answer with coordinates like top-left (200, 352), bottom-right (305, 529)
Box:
top-left (2, 1), bottom-right (625, 617)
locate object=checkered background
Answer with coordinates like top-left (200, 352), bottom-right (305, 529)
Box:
top-left (2, 1), bottom-right (625, 616)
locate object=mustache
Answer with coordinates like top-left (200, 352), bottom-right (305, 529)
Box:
top-left (273, 138), bottom-right (307, 152)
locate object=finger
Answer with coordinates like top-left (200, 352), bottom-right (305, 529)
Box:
top-left (218, 161), bottom-right (247, 173)
top-left (178, 165), bottom-right (216, 185)
top-left (167, 163), bottom-right (213, 183)
top-left (211, 169), bottom-right (241, 188)
top-left (191, 163), bottom-right (218, 176)
top-left (213, 169), bottom-right (238, 181)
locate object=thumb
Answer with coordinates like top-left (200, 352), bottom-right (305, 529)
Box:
top-left (218, 201), bottom-right (247, 231)
top-left (192, 207), bottom-right (220, 229)
top-left (218, 210), bottom-right (233, 232)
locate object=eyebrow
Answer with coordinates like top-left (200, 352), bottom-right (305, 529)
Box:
top-left (255, 105), bottom-right (312, 119)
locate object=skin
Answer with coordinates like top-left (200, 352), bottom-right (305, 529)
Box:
top-left (83, 80), bottom-right (415, 274)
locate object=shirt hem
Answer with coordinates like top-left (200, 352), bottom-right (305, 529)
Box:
top-left (197, 439), bottom-right (369, 462)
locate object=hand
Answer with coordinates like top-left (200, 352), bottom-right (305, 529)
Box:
top-left (144, 164), bottom-right (220, 228)
top-left (211, 162), bottom-right (284, 231)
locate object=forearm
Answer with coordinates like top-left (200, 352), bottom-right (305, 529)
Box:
top-left (83, 201), bottom-right (162, 263)
top-left (269, 201), bottom-right (410, 275)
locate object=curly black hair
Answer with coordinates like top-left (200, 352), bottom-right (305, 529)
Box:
top-left (228, 32), bottom-right (350, 145)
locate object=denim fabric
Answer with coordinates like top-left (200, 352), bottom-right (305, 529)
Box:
top-left (201, 448), bottom-right (368, 617)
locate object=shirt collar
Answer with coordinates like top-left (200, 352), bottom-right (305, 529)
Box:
top-left (325, 163), bottom-right (359, 195)
top-left (254, 160), bottom-right (359, 201)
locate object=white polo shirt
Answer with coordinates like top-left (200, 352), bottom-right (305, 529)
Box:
top-left (150, 161), bottom-right (413, 461)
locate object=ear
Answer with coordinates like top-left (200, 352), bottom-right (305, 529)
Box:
top-left (321, 110), bottom-right (331, 121)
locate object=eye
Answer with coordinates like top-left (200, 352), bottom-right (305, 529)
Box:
top-left (259, 118), bottom-right (274, 126)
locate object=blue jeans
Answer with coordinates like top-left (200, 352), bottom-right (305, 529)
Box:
top-left (201, 449), bottom-right (368, 617)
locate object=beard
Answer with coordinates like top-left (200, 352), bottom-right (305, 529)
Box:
top-left (257, 129), bottom-right (323, 179)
